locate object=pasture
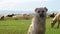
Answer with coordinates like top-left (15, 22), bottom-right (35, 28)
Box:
top-left (0, 18), bottom-right (60, 34)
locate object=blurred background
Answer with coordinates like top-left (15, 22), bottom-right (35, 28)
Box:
top-left (0, 0), bottom-right (60, 34)
top-left (0, 0), bottom-right (60, 15)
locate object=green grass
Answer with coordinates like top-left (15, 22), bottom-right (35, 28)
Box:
top-left (0, 18), bottom-right (60, 34)
top-left (46, 18), bottom-right (60, 34)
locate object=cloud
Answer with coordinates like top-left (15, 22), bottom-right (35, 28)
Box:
top-left (0, 0), bottom-right (51, 10)
top-left (0, 0), bottom-right (49, 3)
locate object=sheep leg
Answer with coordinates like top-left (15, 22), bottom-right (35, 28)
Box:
top-left (57, 21), bottom-right (60, 28)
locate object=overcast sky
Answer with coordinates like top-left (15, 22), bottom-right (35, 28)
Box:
top-left (0, 0), bottom-right (60, 14)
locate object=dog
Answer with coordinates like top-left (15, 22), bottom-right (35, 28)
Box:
top-left (28, 7), bottom-right (48, 34)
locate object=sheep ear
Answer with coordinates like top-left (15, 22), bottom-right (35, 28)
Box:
top-left (35, 8), bottom-right (38, 12)
top-left (44, 7), bottom-right (48, 11)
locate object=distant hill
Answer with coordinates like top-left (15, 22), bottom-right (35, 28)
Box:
top-left (0, 10), bottom-right (34, 14)
top-left (0, 10), bottom-right (59, 15)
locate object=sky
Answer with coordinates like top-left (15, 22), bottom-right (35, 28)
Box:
top-left (0, 0), bottom-right (60, 14)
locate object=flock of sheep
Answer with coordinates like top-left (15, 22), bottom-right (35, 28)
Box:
top-left (0, 11), bottom-right (60, 34)
top-left (0, 12), bottom-right (59, 20)
top-left (0, 14), bottom-right (33, 20)
top-left (0, 12), bottom-right (60, 28)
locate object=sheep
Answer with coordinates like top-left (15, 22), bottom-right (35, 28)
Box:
top-left (0, 16), bottom-right (4, 20)
top-left (51, 12), bottom-right (60, 28)
top-left (49, 13), bottom-right (55, 18)
top-left (12, 14), bottom-right (30, 20)
top-left (6, 14), bottom-right (15, 17)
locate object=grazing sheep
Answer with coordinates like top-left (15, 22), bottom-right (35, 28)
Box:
top-left (12, 15), bottom-right (23, 20)
top-left (3, 14), bottom-right (15, 20)
top-left (28, 7), bottom-right (48, 34)
top-left (12, 14), bottom-right (30, 20)
top-left (49, 13), bottom-right (55, 18)
top-left (7, 14), bottom-right (15, 17)
top-left (0, 16), bottom-right (4, 20)
top-left (51, 12), bottom-right (60, 28)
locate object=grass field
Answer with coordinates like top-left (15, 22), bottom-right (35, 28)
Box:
top-left (0, 18), bottom-right (60, 34)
